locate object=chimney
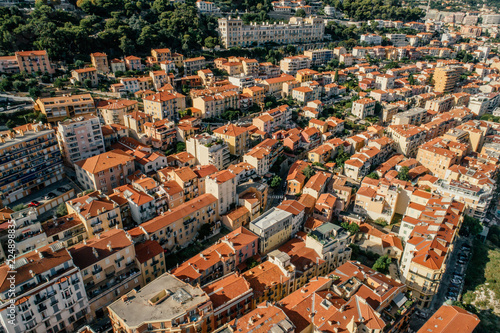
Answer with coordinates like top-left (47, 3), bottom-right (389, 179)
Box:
top-left (92, 247), bottom-right (99, 258)
top-left (107, 241), bottom-right (113, 252)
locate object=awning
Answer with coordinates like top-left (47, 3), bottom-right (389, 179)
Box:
top-left (393, 293), bottom-right (407, 308)
top-left (105, 266), bottom-right (116, 275)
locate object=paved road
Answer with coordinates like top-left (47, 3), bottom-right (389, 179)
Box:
top-left (0, 93), bottom-right (33, 102)
top-left (430, 236), bottom-right (470, 310)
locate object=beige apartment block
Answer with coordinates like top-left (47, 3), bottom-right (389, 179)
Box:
top-left (143, 91), bottom-right (186, 122)
top-left (72, 67), bottom-right (99, 87)
top-left (35, 94), bottom-right (96, 123)
top-left (15, 50), bottom-right (55, 74)
top-left (91, 52), bottom-right (110, 73)
top-left (387, 124), bottom-right (427, 157)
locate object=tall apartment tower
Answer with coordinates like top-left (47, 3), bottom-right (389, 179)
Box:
top-left (434, 66), bottom-right (461, 93)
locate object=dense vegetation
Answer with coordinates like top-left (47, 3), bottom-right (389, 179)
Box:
top-left (329, 0), bottom-right (424, 21)
top-left (0, 1), bottom-right (218, 61)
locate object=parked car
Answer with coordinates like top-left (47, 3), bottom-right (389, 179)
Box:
top-left (28, 201), bottom-right (41, 207)
top-left (57, 186), bottom-right (69, 192)
top-left (44, 192), bottom-right (57, 200)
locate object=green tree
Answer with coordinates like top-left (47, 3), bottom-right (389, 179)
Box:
top-left (341, 221), bottom-right (360, 235)
top-left (29, 86), bottom-right (41, 99)
top-left (372, 255), bottom-right (391, 273)
top-left (302, 165), bottom-right (316, 180)
top-left (398, 166), bottom-right (410, 181)
top-left (366, 172), bottom-right (379, 180)
top-left (56, 203), bottom-right (67, 217)
top-left (374, 218), bottom-right (388, 227)
top-left (461, 215), bottom-right (483, 236)
top-left (408, 73), bottom-right (416, 85)
top-left (53, 78), bottom-right (65, 89)
top-left (83, 79), bottom-right (92, 89)
top-left (270, 175), bottom-right (282, 188)
top-left (295, 9), bottom-right (306, 17)
top-left (334, 69), bottom-right (339, 83)
top-left (197, 223), bottom-right (212, 240)
top-left (204, 36), bottom-right (218, 48)
top-left (74, 59), bottom-right (85, 68)
top-left (176, 141), bottom-right (186, 153)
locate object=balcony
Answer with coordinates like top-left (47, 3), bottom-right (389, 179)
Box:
top-left (87, 265), bottom-right (140, 302)
top-left (92, 266), bottom-right (103, 275)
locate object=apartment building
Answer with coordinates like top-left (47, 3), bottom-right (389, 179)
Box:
top-left (143, 91), bottom-right (186, 122)
top-left (131, 194), bottom-right (218, 251)
top-left (90, 52), bottom-right (109, 73)
top-left (108, 274), bottom-right (212, 333)
top-left (392, 107), bottom-right (428, 125)
top-left (435, 179), bottom-right (493, 222)
top-left (0, 243), bottom-right (90, 333)
top-left (417, 304), bottom-right (479, 333)
top-left (0, 123), bottom-right (64, 206)
top-left (416, 138), bottom-right (468, 179)
top-left (186, 133), bottom-right (231, 171)
top-left (360, 33), bottom-right (382, 45)
top-left (399, 198), bottom-right (464, 308)
top-left (352, 98), bottom-right (376, 119)
top-left (303, 49), bottom-right (335, 66)
top-left (434, 66), bottom-right (462, 93)
top-left (110, 58), bottom-right (126, 73)
top-left (69, 229), bottom-right (142, 319)
top-left (218, 16), bottom-right (324, 48)
top-left (15, 50), bottom-right (54, 74)
top-left (206, 170), bottom-right (237, 215)
top-left (249, 207), bottom-right (293, 254)
top-left (280, 55), bottom-right (311, 75)
top-left (171, 226), bottom-right (258, 286)
top-left (66, 191), bottom-right (123, 238)
top-left (183, 56), bottom-right (206, 75)
top-left (387, 124), bottom-right (427, 157)
top-left (203, 273), bottom-right (253, 330)
top-left (75, 150), bottom-right (136, 195)
top-left (35, 94), bottom-right (96, 123)
top-left (124, 55), bottom-right (143, 71)
top-left (111, 185), bottom-right (156, 224)
top-left (243, 85), bottom-right (265, 108)
top-left (375, 73), bottom-right (396, 90)
top-left (134, 240), bottom-right (166, 285)
top-left (192, 91), bottom-right (239, 118)
top-left (57, 115), bottom-right (105, 165)
top-left (354, 182), bottom-right (400, 224)
top-left (71, 67), bottom-right (98, 87)
top-left (98, 99), bottom-right (139, 126)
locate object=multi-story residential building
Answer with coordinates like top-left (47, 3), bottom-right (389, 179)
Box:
top-left (186, 133), bottom-right (231, 171)
top-left (0, 55), bottom-right (19, 74)
top-left (206, 170), bottom-right (237, 216)
top-left (108, 274), bottom-right (212, 333)
top-left (192, 91), bottom-right (239, 118)
top-left (352, 98), bottom-right (376, 119)
top-left (111, 185), bottom-right (156, 224)
top-left (134, 240), bottom-right (166, 285)
top-left (303, 49), bottom-right (335, 66)
top-left (57, 114), bottom-right (105, 165)
top-left (69, 229), bottom-right (142, 319)
top-left (280, 55), bottom-right (311, 75)
top-left (0, 123), bottom-right (64, 206)
top-left (387, 124), bottom-right (427, 157)
top-left (387, 33), bottom-right (408, 47)
top-left (130, 193), bottom-right (218, 251)
top-left (249, 207), bottom-right (293, 254)
top-left (98, 99), bottom-right (139, 126)
top-left (124, 55), bottom-right (143, 71)
top-left (171, 227), bottom-right (258, 285)
top-left (183, 56), bottom-right (206, 75)
top-left (416, 137), bottom-right (468, 179)
top-left (399, 198), bottom-right (464, 308)
top-left (110, 58), bottom-right (126, 73)
top-left (66, 191), bottom-right (123, 238)
top-left (434, 66), bottom-right (462, 93)
top-left (360, 33), bottom-right (382, 45)
top-left (231, 302), bottom-right (295, 332)
top-left (202, 273), bottom-right (253, 330)
top-left (90, 52), bottom-right (109, 73)
top-left (71, 67), bottom-right (98, 87)
top-left (468, 94), bottom-right (490, 116)
top-left (375, 73), bottom-right (395, 90)
top-left (392, 107), bottom-right (428, 125)
top-left (243, 86), bottom-right (265, 108)
top-left (435, 179), bottom-right (493, 222)
top-left (417, 304), bottom-right (479, 333)
top-left (218, 16), bottom-right (324, 48)
top-left (15, 50), bottom-right (54, 74)
top-left (354, 181), bottom-right (400, 223)
top-left (75, 150), bottom-right (135, 195)
top-left (42, 213), bottom-right (88, 248)
top-left (35, 94), bottom-right (95, 123)
top-left (0, 243), bottom-right (90, 333)
top-left (143, 91), bottom-right (186, 122)
top-left (213, 124), bottom-right (249, 156)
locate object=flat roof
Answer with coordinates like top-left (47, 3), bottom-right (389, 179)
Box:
top-left (108, 274), bottom-right (209, 329)
top-left (250, 207), bottom-right (292, 231)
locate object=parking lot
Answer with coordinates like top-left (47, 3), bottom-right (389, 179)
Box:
top-left (431, 237), bottom-right (472, 309)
